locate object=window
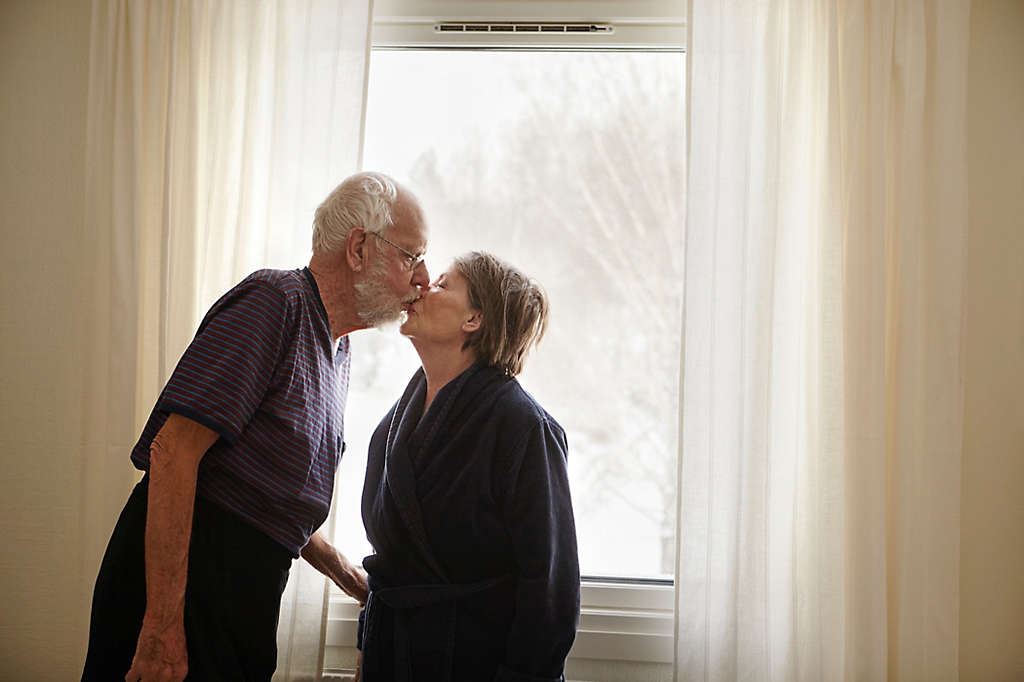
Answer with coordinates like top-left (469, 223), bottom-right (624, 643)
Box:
top-left (326, 4), bottom-right (684, 680)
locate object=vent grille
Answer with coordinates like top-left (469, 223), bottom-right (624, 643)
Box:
top-left (435, 22), bottom-right (613, 35)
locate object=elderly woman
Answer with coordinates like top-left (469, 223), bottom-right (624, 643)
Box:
top-left (357, 252), bottom-right (580, 682)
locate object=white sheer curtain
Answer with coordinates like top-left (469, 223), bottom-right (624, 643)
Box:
top-left (676, 2), bottom-right (969, 681)
top-left (83, 1), bottom-right (372, 679)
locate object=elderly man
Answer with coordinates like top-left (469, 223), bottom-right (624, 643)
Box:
top-left (82, 172), bottom-right (430, 682)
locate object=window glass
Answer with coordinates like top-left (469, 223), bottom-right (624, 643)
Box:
top-left (332, 50), bottom-right (685, 579)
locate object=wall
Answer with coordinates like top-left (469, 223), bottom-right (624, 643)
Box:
top-left (960, 1), bottom-right (1024, 681)
top-left (0, 1), bottom-right (1021, 680)
top-left (0, 0), bottom-right (92, 678)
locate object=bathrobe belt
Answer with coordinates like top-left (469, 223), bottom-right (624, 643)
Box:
top-left (359, 574), bottom-right (512, 682)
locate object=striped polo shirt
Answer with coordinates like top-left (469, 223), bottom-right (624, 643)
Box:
top-left (131, 267), bottom-right (350, 556)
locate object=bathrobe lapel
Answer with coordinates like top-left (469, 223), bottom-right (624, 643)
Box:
top-left (380, 364), bottom-right (483, 583)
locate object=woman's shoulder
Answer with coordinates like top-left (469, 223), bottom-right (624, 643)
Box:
top-left (480, 371), bottom-right (563, 435)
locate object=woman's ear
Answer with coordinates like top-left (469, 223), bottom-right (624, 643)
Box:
top-left (346, 226), bottom-right (368, 272)
top-left (462, 311), bottom-right (482, 334)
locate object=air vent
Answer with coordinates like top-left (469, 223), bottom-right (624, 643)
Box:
top-left (435, 22), bottom-right (613, 35)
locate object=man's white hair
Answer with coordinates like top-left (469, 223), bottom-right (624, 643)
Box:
top-left (312, 171), bottom-right (399, 254)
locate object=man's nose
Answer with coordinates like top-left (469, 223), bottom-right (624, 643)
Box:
top-left (411, 260), bottom-right (430, 289)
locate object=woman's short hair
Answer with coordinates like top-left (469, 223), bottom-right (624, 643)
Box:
top-left (454, 252), bottom-right (549, 377)
top-left (312, 171), bottom-right (398, 254)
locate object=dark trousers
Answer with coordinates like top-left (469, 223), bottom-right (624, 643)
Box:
top-left (82, 476), bottom-right (293, 681)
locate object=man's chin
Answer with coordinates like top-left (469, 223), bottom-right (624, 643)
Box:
top-left (361, 305), bottom-right (408, 332)
top-left (372, 311), bottom-right (407, 333)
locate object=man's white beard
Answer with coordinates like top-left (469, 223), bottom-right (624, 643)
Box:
top-left (354, 256), bottom-right (409, 328)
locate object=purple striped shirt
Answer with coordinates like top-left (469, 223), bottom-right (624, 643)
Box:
top-left (131, 267), bottom-right (350, 556)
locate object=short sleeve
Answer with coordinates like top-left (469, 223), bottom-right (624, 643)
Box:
top-left (157, 279), bottom-right (290, 444)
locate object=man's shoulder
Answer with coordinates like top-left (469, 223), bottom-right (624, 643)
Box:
top-left (240, 267), bottom-right (307, 294)
top-left (199, 269), bottom-right (310, 329)
top-left (226, 268), bottom-right (316, 309)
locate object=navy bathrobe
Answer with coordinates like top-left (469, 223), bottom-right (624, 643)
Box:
top-left (359, 363), bottom-right (580, 682)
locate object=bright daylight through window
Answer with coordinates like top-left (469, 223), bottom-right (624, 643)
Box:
top-left (331, 49), bottom-right (686, 580)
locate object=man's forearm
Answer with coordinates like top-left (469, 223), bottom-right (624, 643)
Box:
top-left (126, 415), bottom-right (218, 681)
top-left (140, 414), bottom-right (218, 627)
top-left (301, 531), bottom-right (348, 579)
top-left (301, 531), bottom-right (369, 603)
top-left (144, 440), bottom-right (201, 627)
top-left (300, 531), bottom-right (331, 572)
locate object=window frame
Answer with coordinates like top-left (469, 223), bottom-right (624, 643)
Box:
top-left (325, 2), bottom-right (685, 677)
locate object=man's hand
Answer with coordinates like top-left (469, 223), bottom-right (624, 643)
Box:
top-left (332, 556), bottom-right (370, 605)
top-left (125, 618), bottom-right (188, 682)
top-left (301, 531), bottom-right (369, 604)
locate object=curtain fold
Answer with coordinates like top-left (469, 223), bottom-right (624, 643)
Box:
top-left (676, 1), bottom-right (969, 680)
top-left (82, 1), bottom-right (373, 679)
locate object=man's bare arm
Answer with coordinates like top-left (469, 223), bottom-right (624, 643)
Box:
top-left (126, 414), bottom-right (219, 682)
top-left (301, 530), bottom-right (369, 604)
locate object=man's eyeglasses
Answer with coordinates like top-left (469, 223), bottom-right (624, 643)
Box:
top-left (371, 231), bottom-right (425, 272)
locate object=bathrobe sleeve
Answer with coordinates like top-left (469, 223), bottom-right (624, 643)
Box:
top-left (497, 418), bottom-right (581, 682)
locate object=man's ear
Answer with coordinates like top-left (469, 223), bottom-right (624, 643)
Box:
top-left (346, 227), bottom-right (368, 272)
top-left (462, 311), bottom-right (482, 334)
